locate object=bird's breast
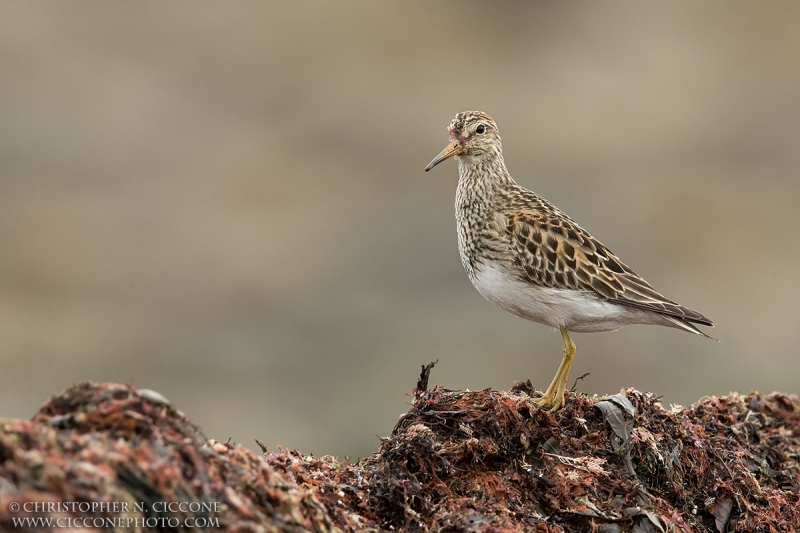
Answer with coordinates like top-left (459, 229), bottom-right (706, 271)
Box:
top-left (455, 185), bottom-right (505, 275)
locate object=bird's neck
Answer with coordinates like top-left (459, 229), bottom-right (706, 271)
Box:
top-left (455, 152), bottom-right (517, 205)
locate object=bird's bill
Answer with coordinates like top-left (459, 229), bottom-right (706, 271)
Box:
top-left (424, 139), bottom-right (462, 171)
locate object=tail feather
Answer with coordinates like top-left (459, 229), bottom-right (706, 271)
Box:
top-left (661, 315), bottom-right (718, 341)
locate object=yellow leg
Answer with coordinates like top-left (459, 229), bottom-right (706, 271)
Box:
top-left (532, 329), bottom-right (576, 411)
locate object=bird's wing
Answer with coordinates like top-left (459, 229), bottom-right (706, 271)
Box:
top-left (499, 210), bottom-right (715, 328)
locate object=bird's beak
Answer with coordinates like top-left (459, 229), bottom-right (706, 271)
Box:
top-left (424, 139), bottom-right (462, 172)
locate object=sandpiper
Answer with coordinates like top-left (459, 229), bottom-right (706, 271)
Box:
top-left (425, 111), bottom-right (714, 410)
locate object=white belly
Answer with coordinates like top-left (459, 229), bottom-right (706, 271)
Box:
top-left (470, 264), bottom-right (662, 333)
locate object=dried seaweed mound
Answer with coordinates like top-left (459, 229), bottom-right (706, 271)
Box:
top-left (0, 382), bottom-right (366, 531)
top-left (340, 379), bottom-right (799, 532)
top-left (1, 379), bottom-right (799, 532)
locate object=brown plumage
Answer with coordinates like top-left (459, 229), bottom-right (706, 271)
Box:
top-left (504, 210), bottom-right (714, 334)
top-left (425, 111), bottom-right (715, 410)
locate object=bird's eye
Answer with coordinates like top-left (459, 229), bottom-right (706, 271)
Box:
top-left (476, 124), bottom-right (486, 135)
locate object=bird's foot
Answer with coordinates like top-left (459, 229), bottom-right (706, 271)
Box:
top-left (531, 388), bottom-right (566, 411)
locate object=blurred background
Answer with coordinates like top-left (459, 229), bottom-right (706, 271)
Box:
top-left (1, 2), bottom-right (799, 458)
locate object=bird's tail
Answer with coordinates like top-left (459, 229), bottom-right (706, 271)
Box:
top-left (661, 315), bottom-right (718, 341)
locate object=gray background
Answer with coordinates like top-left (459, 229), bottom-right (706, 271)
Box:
top-left (1, 2), bottom-right (798, 458)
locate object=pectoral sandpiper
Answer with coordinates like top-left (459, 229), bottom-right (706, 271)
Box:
top-left (425, 111), bottom-right (715, 411)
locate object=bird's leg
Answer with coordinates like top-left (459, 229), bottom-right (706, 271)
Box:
top-left (550, 329), bottom-right (576, 411)
top-left (533, 329), bottom-right (576, 411)
top-left (533, 350), bottom-right (567, 407)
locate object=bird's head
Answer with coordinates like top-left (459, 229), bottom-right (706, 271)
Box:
top-left (425, 111), bottom-right (501, 172)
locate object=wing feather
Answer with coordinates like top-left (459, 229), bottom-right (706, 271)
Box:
top-left (504, 211), bottom-right (715, 328)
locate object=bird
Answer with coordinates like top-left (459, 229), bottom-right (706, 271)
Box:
top-left (424, 111), bottom-right (715, 411)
